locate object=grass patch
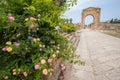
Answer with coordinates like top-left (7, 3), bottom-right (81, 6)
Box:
top-left (103, 31), bottom-right (120, 38)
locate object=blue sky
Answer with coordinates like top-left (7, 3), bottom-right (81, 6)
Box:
top-left (63, 0), bottom-right (120, 24)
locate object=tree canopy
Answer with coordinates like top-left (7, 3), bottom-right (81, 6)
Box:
top-left (0, 0), bottom-right (77, 26)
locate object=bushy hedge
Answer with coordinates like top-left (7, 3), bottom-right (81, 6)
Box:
top-left (60, 23), bottom-right (77, 33)
top-left (0, 13), bottom-right (75, 79)
top-left (0, 0), bottom-right (77, 79)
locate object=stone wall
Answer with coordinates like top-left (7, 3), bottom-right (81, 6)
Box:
top-left (99, 23), bottom-right (120, 32)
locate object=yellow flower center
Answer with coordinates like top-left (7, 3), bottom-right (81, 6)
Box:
top-left (41, 59), bottom-right (46, 64)
top-left (42, 69), bottom-right (48, 75)
top-left (6, 47), bottom-right (12, 52)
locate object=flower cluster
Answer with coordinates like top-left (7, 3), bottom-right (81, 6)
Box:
top-left (2, 41), bottom-right (21, 53)
top-left (12, 68), bottom-right (21, 75)
top-left (1, 38), bottom-right (68, 79)
top-left (25, 17), bottom-right (36, 21)
top-left (33, 38), bottom-right (40, 42)
top-left (2, 41), bottom-right (12, 52)
top-left (25, 16), bottom-right (40, 30)
top-left (0, 13), bottom-right (74, 80)
top-left (61, 64), bottom-right (66, 71)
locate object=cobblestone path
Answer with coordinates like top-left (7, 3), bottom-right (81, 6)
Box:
top-left (64, 29), bottom-right (120, 80)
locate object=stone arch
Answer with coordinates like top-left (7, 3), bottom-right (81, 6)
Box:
top-left (81, 7), bottom-right (101, 29)
top-left (84, 14), bottom-right (94, 28)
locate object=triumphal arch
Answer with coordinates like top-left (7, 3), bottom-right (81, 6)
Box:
top-left (80, 7), bottom-right (101, 29)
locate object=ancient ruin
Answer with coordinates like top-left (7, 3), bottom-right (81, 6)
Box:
top-left (80, 7), bottom-right (101, 29)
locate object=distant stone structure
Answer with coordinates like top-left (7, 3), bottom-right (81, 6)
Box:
top-left (100, 22), bottom-right (120, 32)
top-left (80, 7), bottom-right (101, 29)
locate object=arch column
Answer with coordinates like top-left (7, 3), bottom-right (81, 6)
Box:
top-left (81, 12), bottom-right (85, 28)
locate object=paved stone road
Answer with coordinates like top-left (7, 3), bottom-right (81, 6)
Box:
top-left (64, 29), bottom-right (120, 80)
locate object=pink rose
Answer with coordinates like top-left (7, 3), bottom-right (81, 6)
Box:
top-left (61, 65), bottom-right (66, 71)
top-left (34, 64), bottom-right (40, 70)
top-left (8, 16), bottom-right (15, 22)
top-left (14, 42), bottom-right (20, 47)
top-left (39, 48), bottom-right (42, 51)
top-left (2, 48), bottom-right (6, 51)
top-left (23, 72), bottom-right (28, 77)
top-left (61, 64), bottom-right (66, 71)
top-left (61, 64), bottom-right (64, 67)
top-left (30, 17), bottom-right (35, 21)
top-left (48, 59), bottom-right (52, 63)
top-left (30, 24), bottom-right (35, 29)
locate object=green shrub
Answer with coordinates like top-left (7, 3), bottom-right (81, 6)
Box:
top-left (60, 23), bottom-right (77, 33)
top-left (0, 0), bottom-right (78, 79)
top-left (0, 14), bottom-right (74, 79)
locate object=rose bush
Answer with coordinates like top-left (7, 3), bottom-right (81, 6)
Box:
top-left (0, 14), bottom-right (74, 79)
top-left (0, 0), bottom-right (80, 80)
